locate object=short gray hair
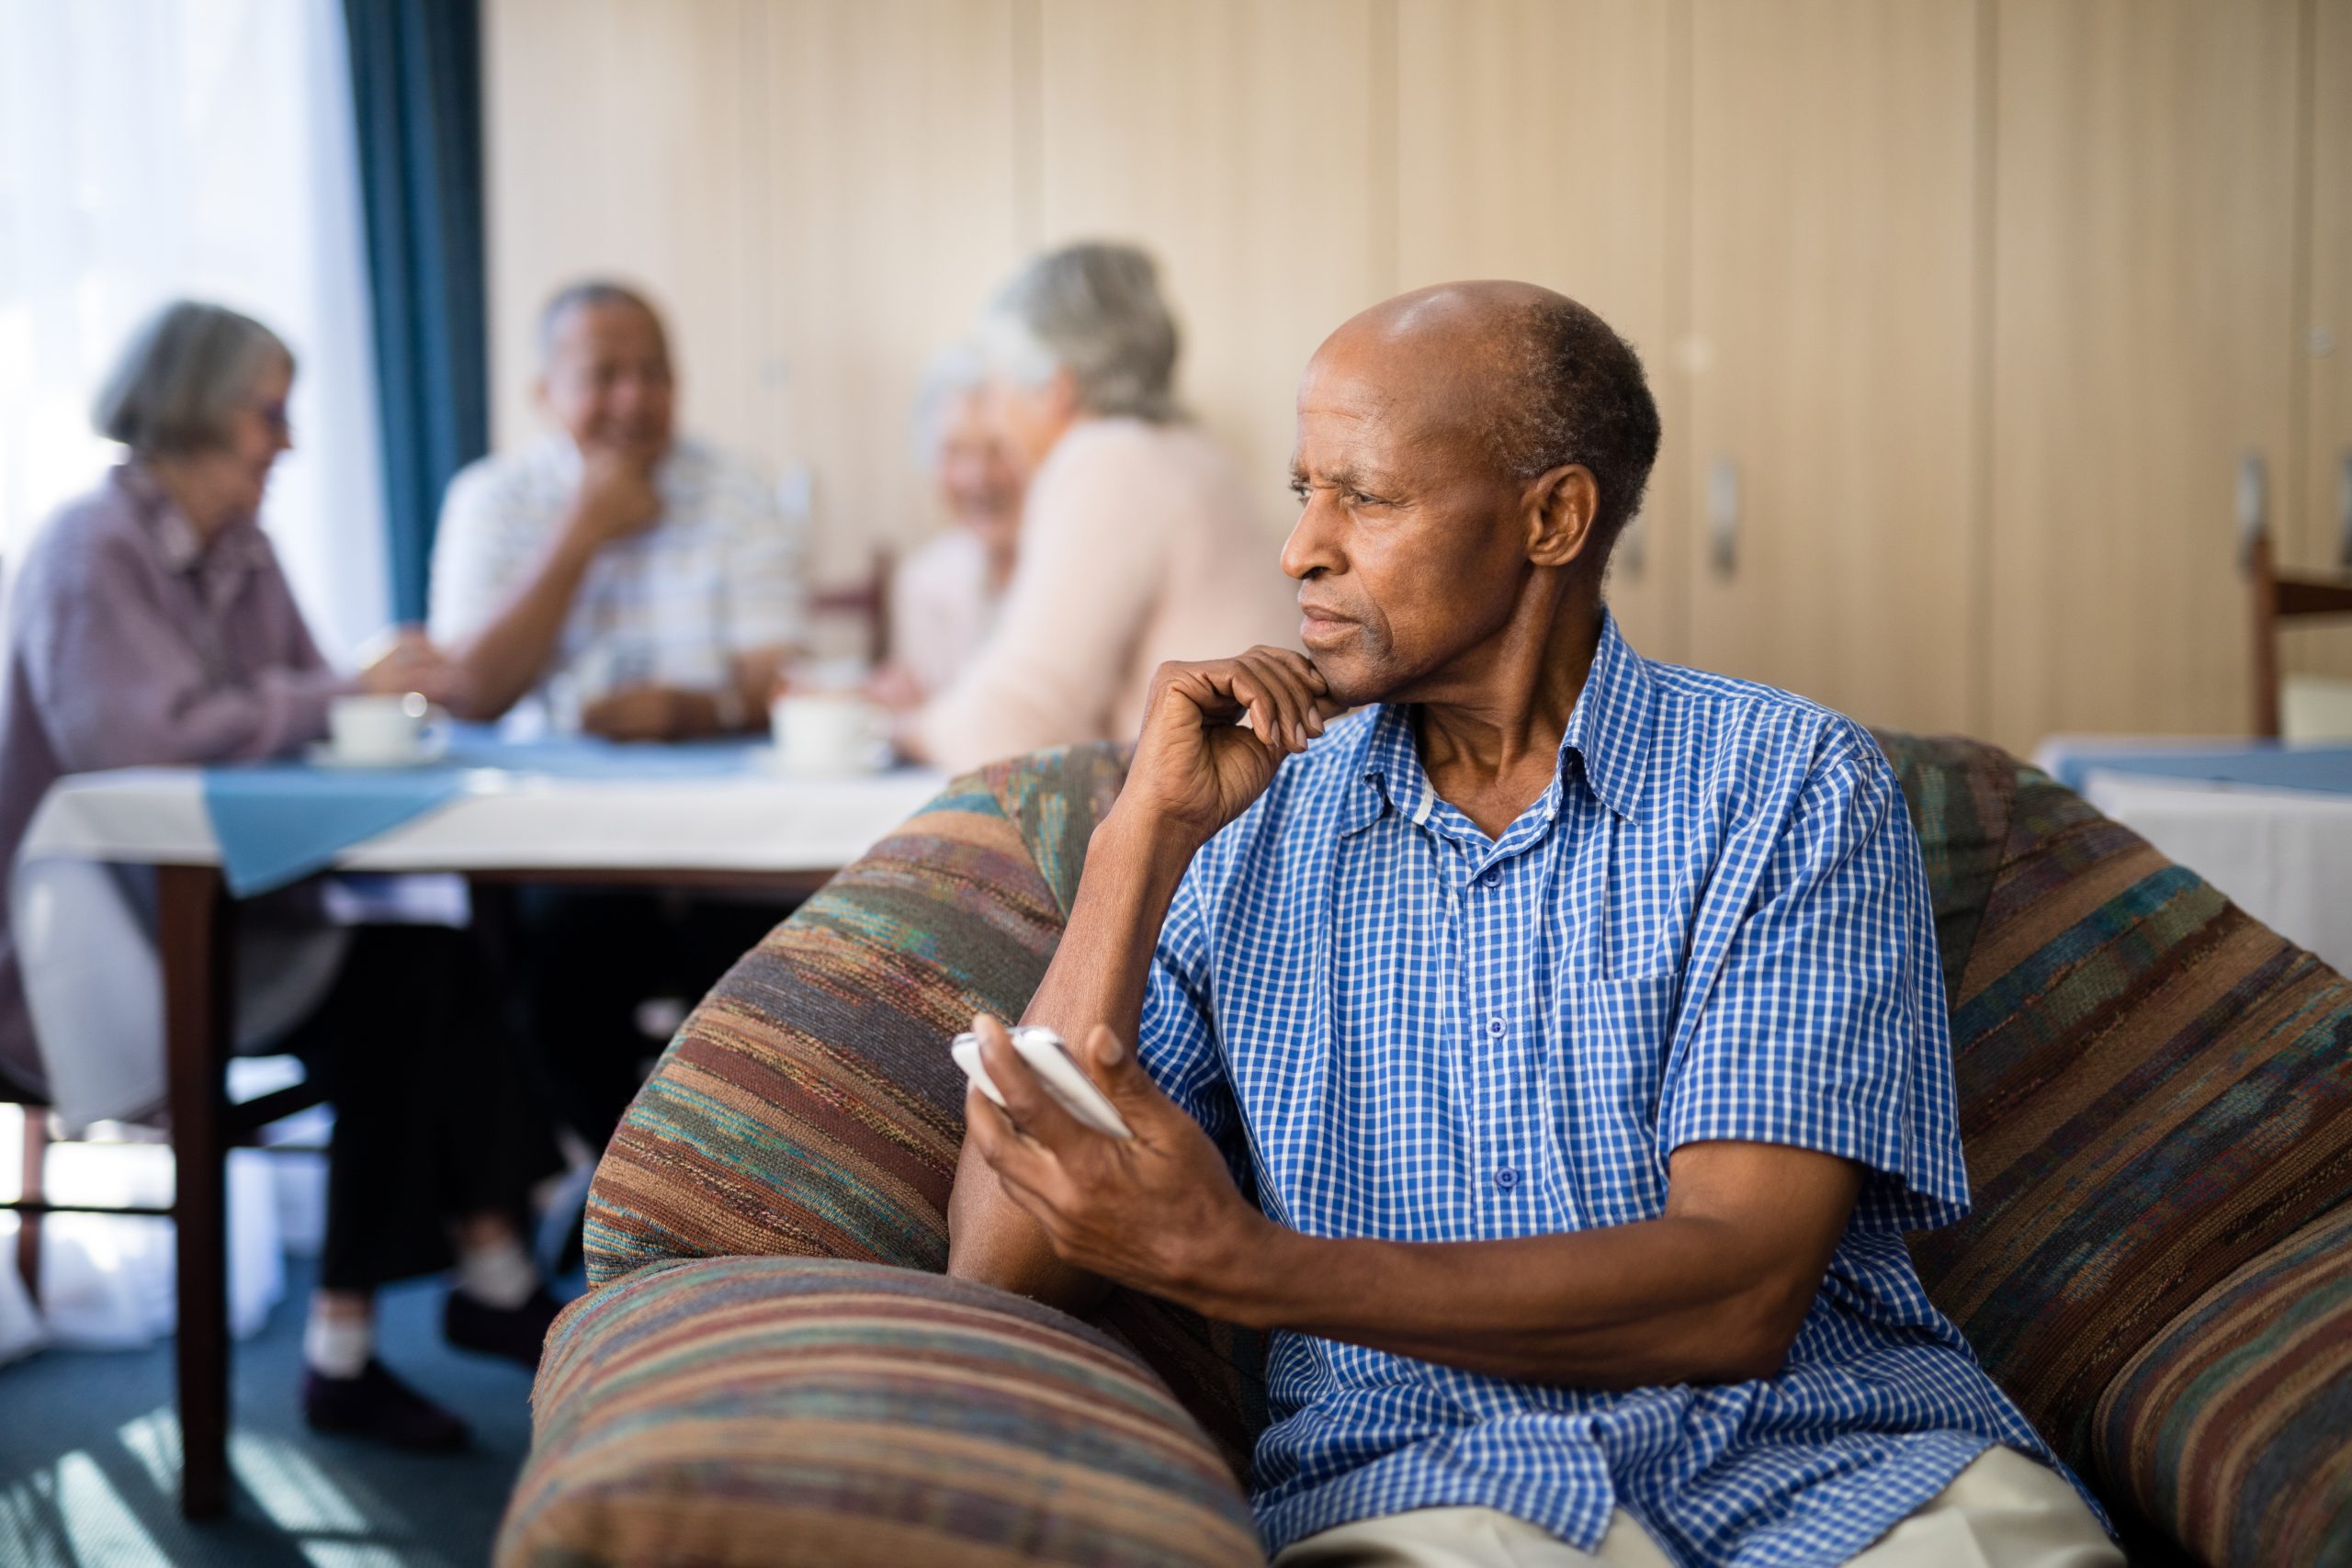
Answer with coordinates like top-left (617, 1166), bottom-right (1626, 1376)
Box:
top-left (93, 300), bottom-right (292, 457)
top-left (539, 278), bottom-right (664, 362)
top-left (978, 242), bottom-right (1181, 421)
top-left (910, 340), bottom-right (987, 468)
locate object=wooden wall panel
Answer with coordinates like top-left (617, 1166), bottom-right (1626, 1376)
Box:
top-left (1035, 0), bottom-right (1388, 551)
top-left (1987, 0), bottom-right (2303, 748)
top-left (1684, 0), bottom-right (1982, 735)
top-left (483, 0), bottom-right (770, 468)
top-left (1393, 0), bottom-right (1684, 661)
top-left (754, 1), bottom-right (1025, 580)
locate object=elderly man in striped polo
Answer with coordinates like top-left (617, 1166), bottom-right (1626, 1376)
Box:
top-left (947, 284), bottom-right (2120, 1568)
top-left (427, 282), bottom-right (808, 1162)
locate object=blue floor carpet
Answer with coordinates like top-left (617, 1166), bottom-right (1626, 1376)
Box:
top-left (0, 1258), bottom-right (550, 1567)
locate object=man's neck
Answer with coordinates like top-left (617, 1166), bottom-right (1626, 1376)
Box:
top-left (1410, 596), bottom-right (1605, 840)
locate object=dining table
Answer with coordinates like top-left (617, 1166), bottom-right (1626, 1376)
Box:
top-left (2032, 736), bottom-right (2352, 979)
top-left (12, 732), bottom-right (945, 1518)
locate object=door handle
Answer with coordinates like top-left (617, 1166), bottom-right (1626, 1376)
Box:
top-left (2236, 450), bottom-right (2267, 575)
top-left (2337, 450), bottom-right (2352, 570)
top-left (1708, 457), bottom-right (1738, 580)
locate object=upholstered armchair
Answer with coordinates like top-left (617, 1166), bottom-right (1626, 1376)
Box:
top-left (499, 739), bottom-right (2352, 1568)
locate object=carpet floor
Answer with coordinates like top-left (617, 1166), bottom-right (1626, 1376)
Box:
top-left (0, 1258), bottom-right (550, 1567)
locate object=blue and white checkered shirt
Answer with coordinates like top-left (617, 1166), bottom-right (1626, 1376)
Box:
top-left (1137, 613), bottom-right (2100, 1565)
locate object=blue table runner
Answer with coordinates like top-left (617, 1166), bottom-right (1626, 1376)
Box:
top-left (201, 729), bottom-right (768, 896)
top-left (2041, 741), bottom-right (2352, 798)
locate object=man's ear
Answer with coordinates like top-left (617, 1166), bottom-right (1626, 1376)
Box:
top-left (1525, 464), bottom-right (1600, 568)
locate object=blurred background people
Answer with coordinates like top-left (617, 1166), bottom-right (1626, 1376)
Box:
top-left (872, 344), bottom-right (1027, 706)
top-left (433, 281), bottom-right (806, 1167)
top-left (0, 302), bottom-right (560, 1450)
top-left (428, 280), bottom-right (807, 740)
top-left (892, 243), bottom-right (1295, 772)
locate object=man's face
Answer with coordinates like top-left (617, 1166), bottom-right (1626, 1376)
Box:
top-left (540, 299), bottom-right (675, 464)
top-left (1282, 323), bottom-right (1532, 708)
top-left (936, 389), bottom-right (1023, 551)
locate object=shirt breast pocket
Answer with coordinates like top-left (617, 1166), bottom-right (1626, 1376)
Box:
top-left (1552, 973), bottom-right (1680, 1226)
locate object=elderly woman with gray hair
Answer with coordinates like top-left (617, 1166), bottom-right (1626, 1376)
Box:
top-left (898, 242), bottom-right (1295, 770)
top-left (0, 301), bottom-right (560, 1450)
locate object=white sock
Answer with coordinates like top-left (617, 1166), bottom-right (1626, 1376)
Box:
top-left (305, 1306), bottom-right (374, 1379)
top-left (456, 1235), bottom-right (538, 1310)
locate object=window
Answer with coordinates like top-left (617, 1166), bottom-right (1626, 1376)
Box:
top-left (0, 0), bottom-right (389, 658)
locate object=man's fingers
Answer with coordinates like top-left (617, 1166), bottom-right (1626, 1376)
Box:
top-left (964, 1089), bottom-right (1060, 1197)
top-left (1242, 653), bottom-right (1309, 750)
top-left (1081, 1025), bottom-right (1178, 1123)
top-left (978, 1022), bottom-right (1092, 1152)
top-left (1224, 671), bottom-right (1290, 757)
top-left (1240, 651), bottom-right (1320, 750)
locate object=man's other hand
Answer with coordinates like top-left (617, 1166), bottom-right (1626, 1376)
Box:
top-left (356, 627), bottom-right (468, 707)
top-left (962, 1014), bottom-right (1263, 1306)
top-left (564, 446), bottom-right (664, 554)
top-left (1122, 648), bottom-right (1346, 849)
top-left (582, 682), bottom-right (708, 741)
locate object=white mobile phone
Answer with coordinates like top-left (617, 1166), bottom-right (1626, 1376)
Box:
top-left (952, 1025), bottom-right (1135, 1140)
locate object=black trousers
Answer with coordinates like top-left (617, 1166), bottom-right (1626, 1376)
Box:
top-left (276, 924), bottom-right (561, 1293)
top-left (505, 889), bottom-right (793, 1151)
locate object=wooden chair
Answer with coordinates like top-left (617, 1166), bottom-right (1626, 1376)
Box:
top-left (2248, 526), bottom-right (2352, 737)
top-left (808, 547), bottom-right (895, 668)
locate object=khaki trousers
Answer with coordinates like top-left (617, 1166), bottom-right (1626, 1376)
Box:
top-left (1271, 1446), bottom-right (2122, 1568)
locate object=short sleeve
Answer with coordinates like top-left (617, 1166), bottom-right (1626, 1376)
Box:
top-left (1137, 871), bottom-right (1243, 1161)
top-left (1660, 744), bottom-right (1969, 1231)
top-left (427, 459), bottom-right (531, 648)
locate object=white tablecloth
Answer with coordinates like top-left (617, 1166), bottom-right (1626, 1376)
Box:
top-left (20, 764), bottom-right (946, 873)
top-left (15, 765), bottom-right (946, 1129)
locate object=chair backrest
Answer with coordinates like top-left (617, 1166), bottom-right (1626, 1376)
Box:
top-left (586, 732), bottom-right (2352, 1543)
top-left (808, 547), bottom-right (894, 667)
top-left (2247, 525), bottom-right (2352, 737)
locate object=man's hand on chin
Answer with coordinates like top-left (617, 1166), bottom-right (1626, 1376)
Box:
top-left (1113, 647), bottom-right (1348, 852)
top-left (962, 1014), bottom-right (1269, 1314)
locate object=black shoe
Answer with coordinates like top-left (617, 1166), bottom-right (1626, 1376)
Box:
top-left (303, 1360), bottom-right (469, 1452)
top-left (443, 1286), bottom-right (563, 1371)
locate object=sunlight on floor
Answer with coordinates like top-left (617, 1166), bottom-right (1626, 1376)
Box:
top-left (0, 1408), bottom-right (451, 1567)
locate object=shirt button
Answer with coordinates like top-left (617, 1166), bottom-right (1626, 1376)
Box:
top-left (1487, 1017), bottom-right (1507, 1037)
top-left (1478, 869), bottom-right (1499, 887)
top-left (1494, 1168), bottom-right (1521, 1191)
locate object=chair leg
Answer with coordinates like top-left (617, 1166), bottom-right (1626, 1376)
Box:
top-left (15, 1107), bottom-right (44, 1304)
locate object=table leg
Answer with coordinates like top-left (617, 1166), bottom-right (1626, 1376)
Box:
top-left (160, 863), bottom-right (231, 1520)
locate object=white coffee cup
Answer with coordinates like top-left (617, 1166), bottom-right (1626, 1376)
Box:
top-left (328, 692), bottom-right (430, 762)
top-left (769, 693), bottom-right (883, 775)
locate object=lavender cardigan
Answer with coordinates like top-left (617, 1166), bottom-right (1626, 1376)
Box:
top-left (0, 466), bottom-right (352, 1093)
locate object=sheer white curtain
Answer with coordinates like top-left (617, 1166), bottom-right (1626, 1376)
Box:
top-left (0, 0), bottom-right (390, 661)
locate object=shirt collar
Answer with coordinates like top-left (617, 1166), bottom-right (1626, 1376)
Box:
top-left (1340, 609), bottom-right (1659, 835)
top-left (1559, 609), bottom-right (1657, 820)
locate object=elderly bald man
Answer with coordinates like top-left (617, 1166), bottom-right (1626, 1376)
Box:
top-left (948, 284), bottom-right (2120, 1568)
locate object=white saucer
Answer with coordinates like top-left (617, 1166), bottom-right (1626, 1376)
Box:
top-left (748, 743), bottom-right (890, 778)
top-left (305, 735), bottom-right (450, 770)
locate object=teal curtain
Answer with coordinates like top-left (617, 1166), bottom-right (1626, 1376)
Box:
top-left (343, 0), bottom-right (487, 622)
